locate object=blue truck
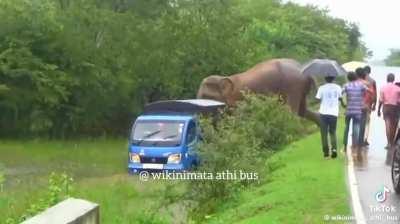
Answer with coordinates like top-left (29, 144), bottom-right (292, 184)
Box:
top-left (128, 99), bottom-right (225, 173)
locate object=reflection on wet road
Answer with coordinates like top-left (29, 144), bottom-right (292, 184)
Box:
top-left (350, 66), bottom-right (400, 224)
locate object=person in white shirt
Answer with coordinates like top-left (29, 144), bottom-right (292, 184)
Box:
top-left (316, 76), bottom-right (345, 159)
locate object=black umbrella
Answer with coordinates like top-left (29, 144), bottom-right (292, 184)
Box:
top-left (301, 59), bottom-right (347, 77)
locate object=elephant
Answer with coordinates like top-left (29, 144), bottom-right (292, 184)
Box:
top-left (196, 58), bottom-right (320, 125)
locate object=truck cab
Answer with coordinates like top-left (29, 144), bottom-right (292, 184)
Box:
top-left (128, 99), bottom-right (224, 173)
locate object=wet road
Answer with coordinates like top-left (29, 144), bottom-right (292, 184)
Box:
top-left (350, 66), bottom-right (400, 224)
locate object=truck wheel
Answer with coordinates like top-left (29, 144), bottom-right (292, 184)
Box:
top-left (392, 146), bottom-right (400, 194)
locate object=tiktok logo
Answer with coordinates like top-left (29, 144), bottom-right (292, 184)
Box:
top-left (375, 186), bottom-right (391, 203)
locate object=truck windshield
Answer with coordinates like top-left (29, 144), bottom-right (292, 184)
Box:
top-left (131, 120), bottom-right (185, 147)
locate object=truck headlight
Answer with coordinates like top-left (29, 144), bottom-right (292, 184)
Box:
top-left (167, 153), bottom-right (181, 164)
top-left (130, 153), bottom-right (140, 163)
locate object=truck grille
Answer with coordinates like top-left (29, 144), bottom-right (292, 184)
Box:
top-left (140, 156), bottom-right (168, 164)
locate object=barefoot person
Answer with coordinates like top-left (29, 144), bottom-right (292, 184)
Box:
top-left (363, 66), bottom-right (377, 145)
top-left (316, 76), bottom-right (344, 159)
top-left (357, 67), bottom-right (375, 147)
top-left (377, 73), bottom-right (400, 149)
top-left (343, 72), bottom-right (368, 162)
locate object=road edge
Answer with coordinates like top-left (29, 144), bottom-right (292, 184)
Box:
top-left (347, 149), bottom-right (367, 224)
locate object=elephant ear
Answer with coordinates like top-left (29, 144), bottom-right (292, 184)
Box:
top-left (219, 77), bottom-right (234, 98)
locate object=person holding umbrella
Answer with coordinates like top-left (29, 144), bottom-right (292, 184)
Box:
top-left (302, 59), bottom-right (347, 159)
top-left (315, 75), bottom-right (345, 159)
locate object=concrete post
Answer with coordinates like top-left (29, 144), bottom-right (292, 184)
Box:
top-left (22, 198), bottom-right (99, 224)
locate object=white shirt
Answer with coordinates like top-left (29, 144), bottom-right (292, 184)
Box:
top-left (316, 83), bottom-right (342, 117)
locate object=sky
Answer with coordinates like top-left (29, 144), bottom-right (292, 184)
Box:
top-left (285, 0), bottom-right (400, 61)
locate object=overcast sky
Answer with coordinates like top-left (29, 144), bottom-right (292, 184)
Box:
top-left (285, 0), bottom-right (400, 61)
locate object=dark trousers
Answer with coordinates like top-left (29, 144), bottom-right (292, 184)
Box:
top-left (320, 114), bottom-right (338, 156)
top-left (343, 114), bottom-right (362, 148)
top-left (359, 109), bottom-right (367, 144)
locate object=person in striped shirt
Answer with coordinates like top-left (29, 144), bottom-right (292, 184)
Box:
top-left (342, 71), bottom-right (369, 163)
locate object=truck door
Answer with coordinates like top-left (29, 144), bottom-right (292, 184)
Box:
top-left (186, 120), bottom-right (198, 166)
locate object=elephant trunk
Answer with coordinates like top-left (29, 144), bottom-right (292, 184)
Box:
top-left (306, 75), bottom-right (316, 92)
top-left (301, 75), bottom-right (320, 126)
top-left (304, 109), bottom-right (320, 126)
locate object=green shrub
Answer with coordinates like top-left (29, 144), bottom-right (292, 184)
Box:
top-left (187, 94), bottom-right (304, 222)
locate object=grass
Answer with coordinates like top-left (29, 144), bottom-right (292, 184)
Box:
top-left (205, 118), bottom-right (350, 224)
top-left (0, 139), bottom-right (172, 223)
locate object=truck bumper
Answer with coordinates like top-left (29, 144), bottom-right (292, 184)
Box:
top-left (128, 163), bottom-right (186, 173)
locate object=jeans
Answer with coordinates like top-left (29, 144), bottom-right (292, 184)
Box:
top-left (343, 114), bottom-right (362, 148)
top-left (320, 114), bottom-right (338, 156)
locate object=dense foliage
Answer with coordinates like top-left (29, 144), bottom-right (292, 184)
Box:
top-left (385, 49), bottom-right (400, 66)
top-left (0, 0), bottom-right (366, 138)
top-left (187, 94), bottom-right (306, 221)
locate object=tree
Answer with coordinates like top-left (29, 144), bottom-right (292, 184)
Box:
top-left (385, 49), bottom-right (400, 66)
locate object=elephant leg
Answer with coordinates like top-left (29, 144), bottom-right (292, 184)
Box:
top-left (286, 93), bottom-right (302, 115)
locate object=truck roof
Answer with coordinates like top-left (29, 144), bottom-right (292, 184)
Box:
top-left (143, 99), bottom-right (225, 115)
top-left (136, 114), bottom-right (194, 122)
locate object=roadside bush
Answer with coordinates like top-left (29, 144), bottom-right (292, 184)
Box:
top-left (187, 94), bottom-right (304, 221)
